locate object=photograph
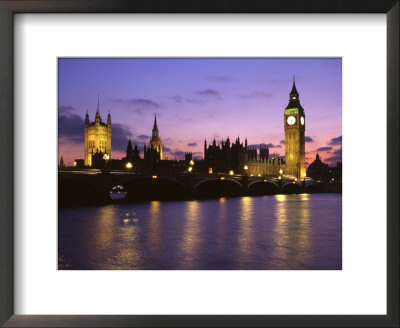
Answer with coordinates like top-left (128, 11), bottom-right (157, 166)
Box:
top-left (58, 58), bottom-right (342, 270)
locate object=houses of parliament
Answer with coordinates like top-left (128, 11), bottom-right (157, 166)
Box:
top-left (75, 80), bottom-right (307, 179)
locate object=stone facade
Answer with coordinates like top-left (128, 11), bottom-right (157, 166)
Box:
top-left (284, 78), bottom-right (306, 179)
top-left (84, 97), bottom-right (111, 166)
top-left (149, 114), bottom-right (163, 160)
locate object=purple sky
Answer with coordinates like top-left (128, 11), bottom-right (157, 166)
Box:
top-left (58, 58), bottom-right (342, 167)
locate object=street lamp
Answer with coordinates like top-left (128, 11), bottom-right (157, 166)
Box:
top-left (125, 162), bottom-right (133, 170)
top-left (229, 170), bottom-right (234, 176)
top-left (188, 166), bottom-right (193, 172)
top-left (103, 153), bottom-right (110, 171)
top-left (189, 160), bottom-right (194, 166)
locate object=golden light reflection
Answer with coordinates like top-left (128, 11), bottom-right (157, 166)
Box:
top-left (181, 201), bottom-right (201, 268)
top-left (275, 194), bottom-right (287, 202)
top-left (215, 196), bottom-right (228, 256)
top-left (89, 206), bottom-right (141, 269)
top-left (271, 194), bottom-right (311, 269)
top-left (237, 196), bottom-right (254, 265)
top-left (147, 201), bottom-right (161, 256)
top-left (92, 206), bottom-right (117, 252)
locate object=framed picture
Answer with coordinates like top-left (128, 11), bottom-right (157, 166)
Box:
top-left (0, 1), bottom-right (398, 327)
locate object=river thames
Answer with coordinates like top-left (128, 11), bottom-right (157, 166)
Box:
top-left (58, 193), bottom-right (341, 270)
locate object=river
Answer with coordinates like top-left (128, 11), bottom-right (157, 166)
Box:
top-left (58, 193), bottom-right (341, 270)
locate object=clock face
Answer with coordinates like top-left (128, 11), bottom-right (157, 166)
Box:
top-left (300, 116), bottom-right (305, 125)
top-left (287, 116), bottom-right (296, 125)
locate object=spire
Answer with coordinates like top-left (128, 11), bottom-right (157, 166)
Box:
top-left (153, 113), bottom-right (158, 131)
top-left (95, 95), bottom-right (101, 123)
top-left (290, 75), bottom-right (298, 96)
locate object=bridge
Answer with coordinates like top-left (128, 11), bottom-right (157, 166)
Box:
top-left (58, 170), bottom-right (325, 206)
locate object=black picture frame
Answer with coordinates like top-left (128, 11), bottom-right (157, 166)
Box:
top-left (0, 1), bottom-right (398, 327)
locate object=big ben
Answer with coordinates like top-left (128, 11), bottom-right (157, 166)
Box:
top-left (284, 78), bottom-right (306, 180)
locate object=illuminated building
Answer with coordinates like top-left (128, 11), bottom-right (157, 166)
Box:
top-left (204, 137), bottom-right (284, 176)
top-left (148, 114), bottom-right (163, 160)
top-left (284, 77), bottom-right (306, 179)
top-left (84, 96), bottom-right (111, 166)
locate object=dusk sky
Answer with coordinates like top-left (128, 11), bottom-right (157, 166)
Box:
top-left (58, 58), bottom-right (341, 167)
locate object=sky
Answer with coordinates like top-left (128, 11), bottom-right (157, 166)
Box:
top-left (58, 58), bottom-right (342, 167)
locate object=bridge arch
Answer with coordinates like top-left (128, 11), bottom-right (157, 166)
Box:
top-left (247, 180), bottom-right (279, 195)
top-left (282, 182), bottom-right (303, 194)
top-left (194, 178), bottom-right (242, 190)
top-left (194, 178), bottom-right (243, 198)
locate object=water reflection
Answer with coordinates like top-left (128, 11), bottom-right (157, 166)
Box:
top-left (237, 197), bottom-right (255, 267)
top-left (147, 201), bottom-right (162, 257)
top-left (59, 194), bottom-right (341, 270)
top-left (272, 194), bottom-right (311, 269)
top-left (181, 201), bottom-right (201, 269)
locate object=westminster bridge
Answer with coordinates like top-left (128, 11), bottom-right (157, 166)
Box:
top-left (58, 169), bottom-right (341, 206)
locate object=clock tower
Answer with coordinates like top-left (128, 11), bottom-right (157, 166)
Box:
top-left (284, 78), bottom-right (306, 179)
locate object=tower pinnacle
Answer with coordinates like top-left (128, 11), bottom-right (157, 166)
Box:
top-left (153, 113), bottom-right (158, 131)
top-left (290, 76), bottom-right (298, 97)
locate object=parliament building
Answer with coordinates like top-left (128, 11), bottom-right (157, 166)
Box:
top-left (84, 97), bottom-right (112, 167)
top-left (203, 79), bottom-right (306, 179)
top-left (79, 79), bottom-right (306, 179)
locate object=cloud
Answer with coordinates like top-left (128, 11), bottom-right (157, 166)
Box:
top-left (162, 146), bottom-right (172, 152)
top-left (206, 76), bottom-right (235, 82)
top-left (111, 123), bottom-right (133, 151)
top-left (187, 142), bottom-right (197, 147)
top-left (195, 89), bottom-right (220, 97)
top-left (329, 135), bottom-right (342, 146)
top-left (305, 136), bottom-right (314, 142)
top-left (58, 113), bottom-right (84, 143)
top-left (325, 155), bottom-right (342, 162)
top-left (171, 150), bottom-right (185, 157)
top-left (239, 91), bottom-right (273, 99)
top-left (111, 98), bottom-right (160, 110)
top-left (332, 147), bottom-right (342, 156)
top-left (266, 143), bottom-right (282, 148)
top-left (318, 146), bottom-right (333, 152)
top-left (280, 140), bottom-right (285, 144)
top-left (59, 105), bottom-right (76, 115)
top-left (137, 134), bottom-right (150, 140)
top-left (170, 96), bottom-right (205, 104)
